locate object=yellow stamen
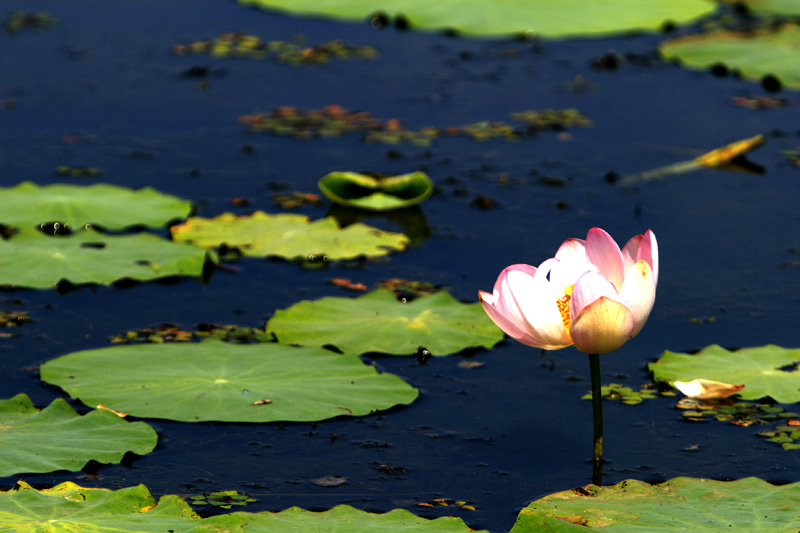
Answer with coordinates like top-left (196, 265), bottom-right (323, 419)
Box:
top-left (556, 284), bottom-right (574, 333)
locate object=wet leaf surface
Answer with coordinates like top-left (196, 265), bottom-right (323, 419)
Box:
top-left (0, 482), bottom-right (486, 532)
top-left (0, 394), bottom-right (157, 476)
top-left (171, 211), bottom-right (409, 261)
top-left (649, 345), bottom-right (800, 403)
top-left (266, 289), bottom-right (503, 356)
top-left (660, 23), bottom-right (800, 90)
top-left (511, 477), bottom-right (800, 532)
top-left (237, 0), bottom-right (714, 38)
top-left (40, 340), bottom-right (419, 423)
top-left (0, 228), bottom-right (214, 289)
top-left (0, 182), bottom-right (192, 231)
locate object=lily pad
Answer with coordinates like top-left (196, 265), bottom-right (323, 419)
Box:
top-left (659, 24), bottom-right (800, 90)
top-left (318, 171), bottom-right (433, 211)
top-left (0, 482), bottom-right (487, 532)
top-left (266, 289), bottom-right (504, 356)
top-left (0, 227), bottom-right (214, 289)
top-left (0, 182), bottom-right (192, 230)
top-left (649, 344), bottom-right (800, 404)
top-left (510, 477), bottom-right (800, 532)
top-left (171, 211), bottom-right (409, 260)
top-left (237, 0), bottom-right (715, 39)
top-left (39, 340), bottom-right (419, 422)
top-left (0, 394), bottom-right (157, 477)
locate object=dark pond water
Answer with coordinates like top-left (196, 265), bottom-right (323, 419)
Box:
top-left (2, 1), bottom-right (800, 531)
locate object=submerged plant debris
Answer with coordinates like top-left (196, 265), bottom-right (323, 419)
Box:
top-left (676, 398), bottom-right (800, 450)
top-left (188, 490), bottom-right (257, 509)
top-left (238, 105), bottom-right (591, 147)
top-left (110, 322), bottom-right (270, 344)
top-left (171, 32), bottom-right (378, 65)
top-left (2, 11), bottom-right (56, 34)
top-left (580, 383), bottom-right (669, 405)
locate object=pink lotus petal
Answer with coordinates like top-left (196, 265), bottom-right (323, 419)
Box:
top-left (570, 296), bottom-right (635, 354)
top-left (618, 260), bottom-right (656, 336)
top-left (479, 290), bottom-right (541, 346)
top-left (506, 268), bottom-right (572, 347)
top-left (638, 230), bottom-right (659, 284)
top-left (585, 228), bottom-right (625, 291)
top-left (555, 237), bottom-right (586, 262)
top-left (570, 270), bottom-right (622, 319)
top-left (620, 234), bottom-right (642, 272)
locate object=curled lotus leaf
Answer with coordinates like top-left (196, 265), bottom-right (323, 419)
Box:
top-left (318, 171), bottom-right (433, 211)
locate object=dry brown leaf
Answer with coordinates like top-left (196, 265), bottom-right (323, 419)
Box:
top-left (673, 379), bottom-right (745, 400)
top-left (694, 134), bottom-right (765, 167)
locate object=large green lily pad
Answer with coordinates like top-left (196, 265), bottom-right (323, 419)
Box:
top-left (0, 481), bottom-right (486, 532)
top-left (0, 394), bottom-right (157, 477)
top-left (510, 477), bottom-right (800, 532)
top-left (39, 340), bottom-right (419, 422)
top-left (171, 211), bottom-right (409, 260)
top-left (0, 182), bottom-right (192, 230)
top-left (660, 24), bottom-right (800, 90)
top-left (237, 0), bottom-right (715, 38)
top-left (318, 171), bottom-right (433, 211)
top-left (266, 289), bottom-right (504, 356)
top-left (649, 344), bottom-right (800, 404)
top-left (0, 227), bottom-right (214, 289)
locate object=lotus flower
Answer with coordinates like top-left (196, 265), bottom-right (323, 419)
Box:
top-left (479, 228), bottom-right (658, 354)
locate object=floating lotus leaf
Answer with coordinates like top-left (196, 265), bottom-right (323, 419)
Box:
top-left (237, 0), bottom-right (715, 38)
top-left (0, 394), bottom-right (157, 476)
top-left (0, 182), bottom-right (192, 230)
top-left (660, 24), bottom-right (800, 90)
top-left (718, 0), bottom-right (800, 15)
top-left (0, 227), bottom-right (213, 289)
top-left (649, 344), bottom-right (800, 404)
top-left (318, 171), bottom-right (433, 211)
top-left (510, 477), bottom-right (800, 532)
top-left (171, 211), bottom-right (409, 260)
top-left (40, 340), bottom-right (419, 422)
top-left (266, 289), bottom-right (504, 356)
top-left (0, 481), bottom-right (486, 532)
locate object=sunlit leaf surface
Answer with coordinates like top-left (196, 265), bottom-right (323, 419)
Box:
top-left (266, 289), bottom-right (504, 356)
top-left (660, 24), bottom-right (800, 89)
top-left (0, 182), bottom-right (192, 230)
top-left (0, 394), bottom-right (157, 476)
top-left (0, 482), bottom-right (487, 532)
top-left (510, 477), bottom-right (800, 532)
top-left (171, 211), bottom-right (409, 260)
top-left (0, 228), bottom-right (213, 289)
top-left (40, 340), bottom-right (419, 422)
top-left (237, 0), bottom-right (715, 38)
top-left (649, 344), bottom-right (800, 403)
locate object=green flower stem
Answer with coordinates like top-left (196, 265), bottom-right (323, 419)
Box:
top-left (589, 352), bottom-right (603, 485)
